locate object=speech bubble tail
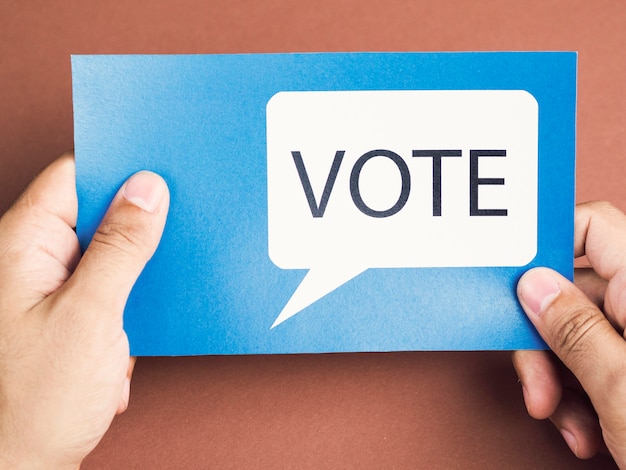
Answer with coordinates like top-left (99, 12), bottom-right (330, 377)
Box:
top-left (271, 266), bottom-right (367, 329)
top-left (270, 313), bottom-right (291, 330)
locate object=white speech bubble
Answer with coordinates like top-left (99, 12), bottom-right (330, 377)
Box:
top-left (267, 90), bottom-right (538, 328)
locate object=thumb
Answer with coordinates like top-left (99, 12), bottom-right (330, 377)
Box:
top-left (517, 267), bottom-right (626, 400)
top-left (65, 170), bottom-right (169, 315)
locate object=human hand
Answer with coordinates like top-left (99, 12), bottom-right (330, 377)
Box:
top-left (0, 153), bottom-right (169, 468)
top-left (513, 201), bottom-right (626, 467)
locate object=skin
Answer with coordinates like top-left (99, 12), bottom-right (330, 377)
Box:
top-left (513, 201), bottom-right (626, 467)
top-left (1, 155), bottom-right (626, 466)
top-left (0, 153), bottom-right (169, 468)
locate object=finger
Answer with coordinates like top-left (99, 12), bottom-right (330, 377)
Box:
top-left (517, 267), bottom-right (626, 407)
top-left (116, 357), bottom-right (137, 415)
top-left (549, 388), bottom-right (603, 459)
top-left (2, 152), bottom-right (77, 229)
top-left (0, 153), bottom-right (80, 307)
top-left (128, 356), bottom-right (137, 377)
top-left (512, 350), bottom-right (562, 419)
top-left (574, 201), bottom-right (626, 279)
top-left (62, 170), bottom-right (169, 319)
top-left (574, 268), bottom-right (607, 310)
top-left (574, 202), bottom-right (626, 331)
top-left (574, 267), bottom-right (626, 333)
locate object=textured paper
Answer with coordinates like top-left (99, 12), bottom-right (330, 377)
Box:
top-left (72, 52), bottom-right (577, 355)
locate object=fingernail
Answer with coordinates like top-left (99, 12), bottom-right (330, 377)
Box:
top-left (518, 268), bottom-right (561, 315)
top-left (560, 429), bottom-right (578, 456)
top-left (122, 171), bottom-right (166, 213)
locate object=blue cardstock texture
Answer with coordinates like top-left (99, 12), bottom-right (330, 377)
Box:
top-left (72, 52), bottom-right (577, 355)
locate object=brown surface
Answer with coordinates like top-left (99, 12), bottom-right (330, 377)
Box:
top-left (1, 0), bottom-right (624, 468)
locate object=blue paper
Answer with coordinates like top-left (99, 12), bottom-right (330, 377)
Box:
top-left (72, 52), bottom-right (577, 355)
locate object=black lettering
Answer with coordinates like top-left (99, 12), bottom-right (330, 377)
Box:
top-left (291, 150), bottom-right (344, 218)
top-left (469, 150), bottom-right (508, 216)
top-left (350, 149), bottom-right (410, 218)
top-left (413, 149), bottom-right (462, 216)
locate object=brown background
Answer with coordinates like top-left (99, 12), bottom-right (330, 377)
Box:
top-left (1, 1), bottom-right (625, 468)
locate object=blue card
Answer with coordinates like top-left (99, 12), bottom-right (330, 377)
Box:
top-left (72, 52), bottom-right (577, 355)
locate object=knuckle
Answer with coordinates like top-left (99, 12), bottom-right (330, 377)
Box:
top-left (550, 304), bottom-right (606, 367)
top-left (580, 200), bottom-right (615, 212)
top-left (581, 200), bottom-right (624, 221)
top-left (91, 220), bottom-right (151, 255)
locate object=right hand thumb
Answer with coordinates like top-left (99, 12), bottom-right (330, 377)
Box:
top-left (517, 267), bottom-right (626, 412)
